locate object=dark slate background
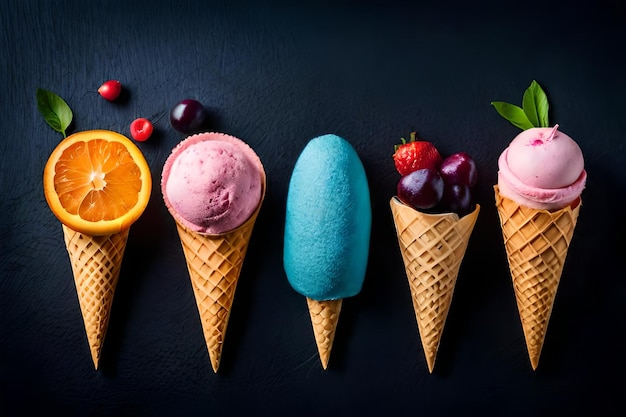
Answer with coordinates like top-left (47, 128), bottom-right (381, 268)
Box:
top-left (1, 1), bottom-right (624, 415)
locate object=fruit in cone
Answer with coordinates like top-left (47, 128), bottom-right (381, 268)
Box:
top-left (284, 135), bottom-right (371, 369)
top-left (306, 297), bottom-right (342, 370)
top-left (43, 130), bottom-right (152, 369)
top-left (494, 186), bottom-right (581, 370)
top-left (391, 132), bottom-right (480, 372)
top-left (161, 132), bottom-right (266, 372)
top-left (390, 197), bottom-right (479, 372)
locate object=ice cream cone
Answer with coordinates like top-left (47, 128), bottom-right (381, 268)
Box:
top-left (62, 224), bottom-right (129, 369)
top-left (174, 175), bottom-right (266, 373)
top-left (494, 186), bottom-right (580, 370)
top-left (306, 297), bottom-right (342, 370)
top-left (390, 197), bottom-right (479, 373)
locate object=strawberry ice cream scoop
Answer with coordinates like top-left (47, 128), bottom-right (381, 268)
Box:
top-left (497, 125), bottom-right (586, 210)
top-left (161, 132), bottom-right (264, 234)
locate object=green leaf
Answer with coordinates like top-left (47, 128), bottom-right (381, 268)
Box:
top-left (522, 80), bottom-right (549, 127)
top-left (36, 88), bottom-right (73, 138)
top-left (490, 101), bottom-right (534, 130)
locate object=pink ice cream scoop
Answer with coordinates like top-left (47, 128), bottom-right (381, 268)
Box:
top-left (497, 125), bottom-right (586, 210)
top-left (162, 132), bottom-right (264, 234)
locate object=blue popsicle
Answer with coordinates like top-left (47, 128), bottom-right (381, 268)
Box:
top-left (284, 134), bottom-right (371, 300)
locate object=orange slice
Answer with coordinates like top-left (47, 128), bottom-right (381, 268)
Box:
top-left (43, 130), bottom-right (152, 235)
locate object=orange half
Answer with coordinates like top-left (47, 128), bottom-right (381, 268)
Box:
top-left (43, 130), bottom-right (152, 235)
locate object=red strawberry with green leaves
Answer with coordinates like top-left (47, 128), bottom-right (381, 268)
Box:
top-left (393, 132), bottom-right (442, 176)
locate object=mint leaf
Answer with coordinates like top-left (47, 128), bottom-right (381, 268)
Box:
top-left (522, 80), bottom-right (549, 127)
top-left (36, 88), bottom-right (73, 138)
top-left (491, 101), bottom-right (534, 130)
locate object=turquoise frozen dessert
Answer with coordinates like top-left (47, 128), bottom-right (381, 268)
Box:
top-left (284, 134), bottom-right (371, 299)
top-left (283, 134), bottom-right (371, 369)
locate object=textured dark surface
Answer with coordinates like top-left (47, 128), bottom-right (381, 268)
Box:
top-left (1, 0), bottom-right (625, 415)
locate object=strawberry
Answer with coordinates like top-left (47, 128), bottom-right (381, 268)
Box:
top-left (393, 132), bottom-right (442, 176)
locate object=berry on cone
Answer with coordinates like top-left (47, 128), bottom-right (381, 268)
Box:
top-left (392, 131), bottom-right (478, 217)
top-left (393, 132), bottom-right (442, 176)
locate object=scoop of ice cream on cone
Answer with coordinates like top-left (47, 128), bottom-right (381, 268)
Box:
top-left (284, 134), bottom-right (371, 369)
top-left (498, 125), bottom-right (586, 210)
top-left (492, 81), bottom-right (586, 369)
top-left (162, 132), bottom-right (264, 234)
top-left (161, 132), bottom-right (265, 372)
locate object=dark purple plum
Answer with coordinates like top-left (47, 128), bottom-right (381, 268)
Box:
top-left (169, 99), bottom-right (209, 133)
top-left (397, 168), bottom-right (444, 210)
top-left (440, 152), bottom-right (478, 187)
top-left (441, 183), bottom-right (472, 216)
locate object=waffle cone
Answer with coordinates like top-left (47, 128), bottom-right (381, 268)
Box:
top-left (174, 176), bottom-right (265, 373)
top-left (306, 297), bottom-right (342, 370)
top-left (62, 224), bottom-right (129, 369)
top-left (494, 186), bottom-right (581, 370)
top-left (390, 197), bottom-right (479, 373)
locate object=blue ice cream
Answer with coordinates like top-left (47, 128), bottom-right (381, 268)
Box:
top-left (283, 134), bottom-right (371, 300)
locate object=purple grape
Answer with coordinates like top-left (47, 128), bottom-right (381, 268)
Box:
top-left (441, 183), bottom-right (472, 216)
top-left (169, 99), bottom-right (209, 133)
top-left (440, 152), bottom-right (478, 187)
top-left (397, 168), bottom-right (444, 210)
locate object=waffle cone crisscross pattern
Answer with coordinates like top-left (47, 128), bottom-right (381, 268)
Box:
top-left (390, 197), bottom-right (479, 373)
top-left (62, 224), bottom-right (129, 369)
top-left (306, 297), bottom-right (342, 370)
top-left (494, 186), bottom-right (580, 370)
top-left (175, 200), bottom-right (262, 373)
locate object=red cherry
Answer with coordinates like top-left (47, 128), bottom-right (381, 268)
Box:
top-left (130, 118), bottom-right (153, 142)
top-left (98, 80), bottom-right (122, 101)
